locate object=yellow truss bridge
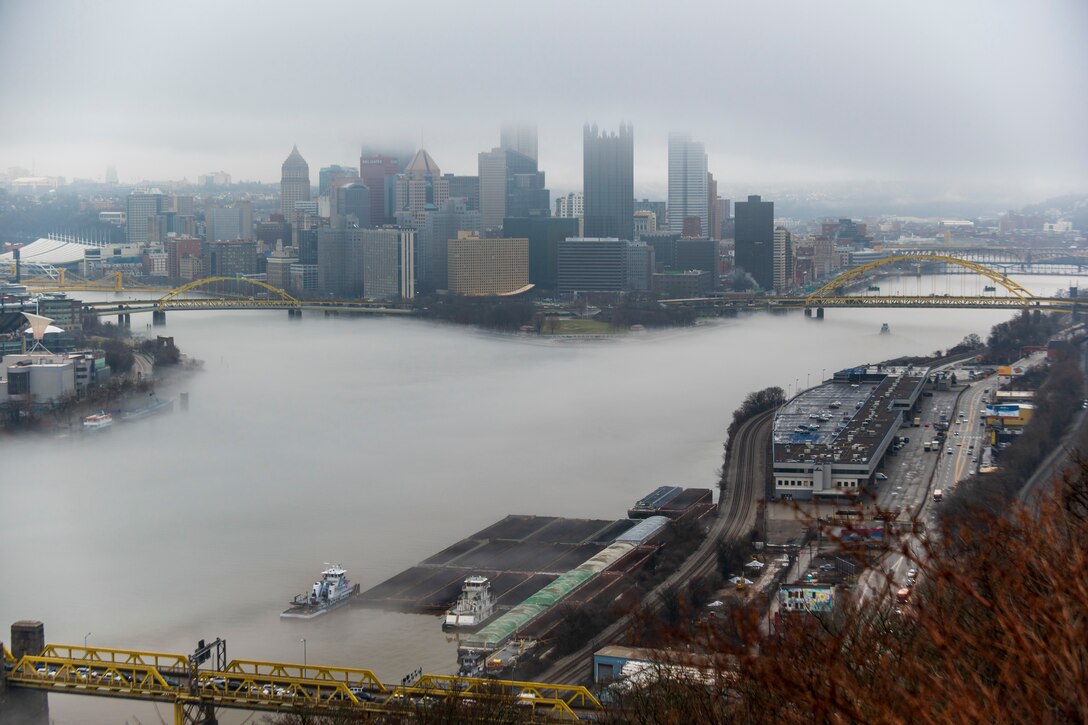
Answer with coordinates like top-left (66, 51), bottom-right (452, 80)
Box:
top-left (665, 254), bottom-right (1083, 312)
top-left (2, 642), bottom-right (602, 724)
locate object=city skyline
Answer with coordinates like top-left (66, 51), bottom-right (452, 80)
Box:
top-left (0, 1), bottom-right (1085, 201)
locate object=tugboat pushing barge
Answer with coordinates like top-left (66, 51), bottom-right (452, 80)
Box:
top-left (281, 564), bottom-right (360, 619)
top-left (443, 576), bottom-right (495, 630)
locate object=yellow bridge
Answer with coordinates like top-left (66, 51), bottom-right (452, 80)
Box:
top-left (12, 254), bottom-right (1086, 316)
top-left (2, 641), bottom-right (602, 723)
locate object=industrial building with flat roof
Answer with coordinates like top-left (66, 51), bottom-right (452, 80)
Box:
top-left (772, 367), bottom-right (927, 500)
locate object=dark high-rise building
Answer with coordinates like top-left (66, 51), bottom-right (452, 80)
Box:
top-left (558, 237), bottom-right (628, 293)
top-left (443, 174), bottom-right (480, 211)
top-left (505, 150), bottom-right (549, 219)
top-left (734, 195), bottom-right (774, 290)
top-left (583, 123), bottom-right (633, 241)
top-left (675, 238), bottom-right (720, 288)
top-left (642, 231), bottom-right (681, 269)
top-left (359, 154), bottom-right (400, 225)
top-left (502, 216), bottom-right (579, 291)
top-left (336, 182), bottom-right (371, 228)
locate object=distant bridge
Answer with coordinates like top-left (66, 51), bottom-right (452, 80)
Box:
top-left (665, 254), bottom-right (1084, 314)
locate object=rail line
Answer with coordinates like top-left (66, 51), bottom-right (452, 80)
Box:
top-left (538, 409), bottom-right (772, 684)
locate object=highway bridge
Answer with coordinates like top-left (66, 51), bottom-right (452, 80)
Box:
top-left (8, 254), bottom-right (1085, 324)
top-left (665, 254), bottom-right (1086, 315)
top-left (1, 634), bottom-right (602, 724)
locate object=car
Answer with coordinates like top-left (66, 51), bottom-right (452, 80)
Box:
top-left (875, 472), bottom-right (888, 480)
top-left (349, 686), bottom-right (375, 701)
top-left (947, 448), bottom-right (953, 454)
top-left (906, 577), bottom-right (916, 587)
top-left (819, 563), bottom-right (836, 571)
top-left (953, 432), bottom-right (960, 437)
top-left (923, 423), bottom-right (929, 427)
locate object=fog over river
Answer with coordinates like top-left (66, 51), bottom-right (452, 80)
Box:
top-left (0, 274), bottom-right (1073, 723)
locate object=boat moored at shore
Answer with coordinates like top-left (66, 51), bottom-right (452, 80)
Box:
top-left (82, 412), bottom-right (114, 431)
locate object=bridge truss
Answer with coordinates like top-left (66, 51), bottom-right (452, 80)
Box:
top-left (3, 642), bottom-right (602, 723)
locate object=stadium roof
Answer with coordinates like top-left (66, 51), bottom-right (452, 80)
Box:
top-left (0, 238), bottom-right (87, 266)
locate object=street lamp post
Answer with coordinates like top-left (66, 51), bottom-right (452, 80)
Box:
top-left (84, 632), bottom-right (91, 649)
top-left (300, 638), bottom-right (307, 667)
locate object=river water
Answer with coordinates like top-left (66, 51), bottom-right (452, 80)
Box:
top-left (0, 273), bottom-right (1073, 723)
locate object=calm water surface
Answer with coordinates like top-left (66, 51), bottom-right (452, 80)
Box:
top-left (0, 274), bottom-right (1072, 722)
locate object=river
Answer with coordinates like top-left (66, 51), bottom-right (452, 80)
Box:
top-left (0, 273), bottom-right (1074, 723)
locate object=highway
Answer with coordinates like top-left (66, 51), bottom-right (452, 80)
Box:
top-left (858, 353), bottom-right (1047, 604)
top-left (538, 409), bottom-right (772, 685)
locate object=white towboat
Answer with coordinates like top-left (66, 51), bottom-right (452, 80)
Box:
top-left (443, 576), bottom-right (494, 630)
top-left (281, 564), bottom-right (359, 619)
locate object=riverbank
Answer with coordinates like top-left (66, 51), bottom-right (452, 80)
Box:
top-left (0, 343), bottom-right (201, 437)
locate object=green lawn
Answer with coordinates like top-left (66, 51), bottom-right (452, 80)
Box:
top-left (541, 319), bottom-right (619, 335)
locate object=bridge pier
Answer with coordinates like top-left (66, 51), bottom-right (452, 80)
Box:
top-left (1, 621), bottom-right (48, 725)
top-left (153, 310), bottom-right (167, 326)
top-left (815, 307), bottom-right (824, 319)
top-left (118, 313), bottom-right (131, 328)
top-left (287, 308), bottom-right (302, 320)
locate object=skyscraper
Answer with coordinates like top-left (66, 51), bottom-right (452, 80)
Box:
top-left (280, 146), bottom-right (311, 220)
top-left (734, 195), bottom-right (774, 290)
top-left (418, 199), bottom-right (480, 293)
top-left (336, 182), bottom-right (371, 227)
top-left (667, 133), bottom-right (708, 236)
top-left (500, 123), bottom-right (538, 161)
top-left (479, 148), bottom-right (549, 230)
top-left (583, 123), bottom-right (633, 241)
top-left (125, 191), bottom-right (165, 245)
top-left (503, 216), bottom-right (579, 291)
top-left (773, 226), bottom-right (794, 291)
top-left (478, 148), bottom-right (507, 230)
top-left (394, 150), bottom-right (449, 228)
top-left (359, 154), bottom-right (400, 226)
top-left (707, 172), bottom-right (721, 240)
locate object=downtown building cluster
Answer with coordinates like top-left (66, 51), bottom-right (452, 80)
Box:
top-left (3, 124), bottom-right (901, 303)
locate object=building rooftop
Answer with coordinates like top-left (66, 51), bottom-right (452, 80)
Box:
top-left (774, 368), bottom-right (927, 468)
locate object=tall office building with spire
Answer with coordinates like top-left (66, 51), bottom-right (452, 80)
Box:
top-left (583, 122), bottom-right (634, 241)
top-left (667, 133), bottom-right (708, 236)
top-left (280, 146), bottom-right (311, 220)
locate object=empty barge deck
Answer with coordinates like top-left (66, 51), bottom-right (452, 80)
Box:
top-left (357, 516), bottom-right (632, 613)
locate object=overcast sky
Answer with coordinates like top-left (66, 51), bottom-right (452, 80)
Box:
top-left (1, 0), bottom-right (1085, 200)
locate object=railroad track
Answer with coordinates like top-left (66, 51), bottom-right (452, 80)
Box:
top-left (539, 409), bottom-right (773, 684)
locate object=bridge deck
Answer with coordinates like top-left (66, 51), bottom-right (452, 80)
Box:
top-left (4, 643), bottom-right (602, 721)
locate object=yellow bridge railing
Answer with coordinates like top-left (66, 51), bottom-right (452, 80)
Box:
top-left (3, 643), bottom-right (602, 723)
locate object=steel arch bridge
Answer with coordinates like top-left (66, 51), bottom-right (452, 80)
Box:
top-left (805, 254), bottom-right (1035, 308)
top-left (156, 277), bottom-right (302, 311)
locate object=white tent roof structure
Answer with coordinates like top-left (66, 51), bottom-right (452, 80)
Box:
top-left (0, 238), bottom-right (87, 266)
